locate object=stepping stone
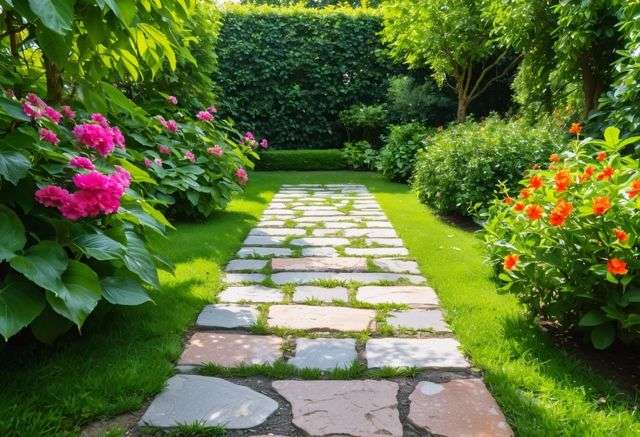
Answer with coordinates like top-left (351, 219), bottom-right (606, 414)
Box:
top-left (219, 285), bottom-right (283, 303)
top-left (225, 259), bottom-right (268, 272)
top-left (271, 272), bottom-right (426, 285)
top-left (295, 216), bottom-right (359, 223)
top-left (258, 220), bottom-right (284, 227)
top-left (290, 237), bottom-right (350, 247)
top-left (366, 221), bottom-right (393, 228)
top-left (366, 338), bottom-right (469, 368)
top-left (292, 286), bottom-right (349, 303)
top-left (267, 202), bottom-right (287, 208)
top-left (272, 257), bottom-right (366, 272)
top-left (263, 209), bottom-right (294, 215)
top-left (273, 380), bottom-right (402, 436)
top-left (311, 222), bottom-right (361, 229)
top-left (388, 309), bottom-right (450, 332)
top-left (350, 211), bottom-right (385, 216)
top-left (293, 206), bottom-right (339, 211)
top-left (373, 258), bottom-right (420, 274)
top-left (196, 304), bottom-right (259, 329)
top-left (357, 286), bottom-right (438, 305)
top-left (408, 379), bottom-right (513, 436)
top-left (139, 375), bottom-right (278, 429)
top-left (301, 247), bottom-right (338, 257)
top-left (237, 247), bottom-right (292, 258)
top-left (223, 273), bottom-right (265, 284)
top-left (343, 228), bottom-right (397, 238)
top-left (267, 305), bottom-right (376, 331)
top-left (366, 238), bottom-right (405, 247)
top-left (179, 332), bottom-right (282, 366)
top-left (303, 210), bottom-right (345, 217)
top-left (243, 236), bottom-right (286, 246)
top-left (249, 228), bottom-right (305, 236)
top-left (288, 338), bottom-right (357, 370)
top-left (345, 247), bottom-right (409, 256)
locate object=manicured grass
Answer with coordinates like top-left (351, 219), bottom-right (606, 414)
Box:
top-left (0, 171), bottom-right (638, 436)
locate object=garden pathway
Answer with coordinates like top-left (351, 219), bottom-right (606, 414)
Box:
top-left (139, 184), bottom-right (513, 436)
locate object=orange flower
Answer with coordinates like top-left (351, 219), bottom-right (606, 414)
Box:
top-left (519, 188), bottom-right (531, 199)
top-left (628, 180), bottom-right (640, 198)
top-left (579, 165), bottom-right (595, 182)
top-left (525, 203), bottom-right (544, 220)
top-left (554, 169), bottom-right (572, 192)
top-left (529, 174), bottom-right (544, 189)
top-left (549, 200), bottom-right (573, 226)
top-left (592, 196), bottom-right (612, 216)
top-left (503, 254), bottom-right (519, 271)
top-left (607, 258), bottom-right (628, 276)
top-left (503, 196), bottom-right (514, 205)
top-left (597, 166), bottom-right (614, 181)
top-left (549, 153), bottom-right (561, 163)
top-left (513, 202), bottom-right (525, 212)
top-left (614, 228), bottom-right (629, 242)
top-left (569, 122), bottom-right (583, 135)
top-left (597, 151), bottom-right (607, 162)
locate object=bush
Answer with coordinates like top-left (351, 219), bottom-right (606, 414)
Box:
top-left (342, 141), bottom-right (379, 170)
top-left (484, 126), bottom-right (640, 349)
top-left (412, 116), bottom-right (565, 217)
top-left (339, 104), bottom-right (388, 147)
top-left (386, 76), bottom-right (456, 126)
top-left (378, 123), bottom-right (430, 182)
top-left (255, 149), bottom-right (347, 171)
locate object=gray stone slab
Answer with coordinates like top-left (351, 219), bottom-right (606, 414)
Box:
top-left (271, 272), bottom-right (426, 285)
top-left (373, 258), bottom-right (420, 274)
top-left (345, 247), bottom-right (409, 257)
top-left (295, 216), bottom-right (363, 223)
top-left (272, 257), bottom-right (366, 272)
top-left (366, 338), bottom-right (469, 368)
top-left (243, 236), bottom-right (286, 246)
top-left (258, 220), bottom-right (285, 227)
top-left (196, 304), bottom-right (259, 329)
top-left (301, 247), bottom-right (339, 257)
top-left (249, 228), bottom-right (305, 236)
top-left (263, 209), bottom-right (295, 215)
top-left (343, 228), bottom-right (398, 238)
top-left (366, 238), bottom-right (405, 247)
top-left (388, 309), bottom-right (450, 332)
top-left (219, 285), bottom-right (283, 303)
top-left (293, 206), bottom-right (339, 211)
top-left (139, 375), bottom-right (278, 429)
top-left (225, 259), bottom-right (268, 272)
top-left (303, 210), bottom-right (345, 217)
top-left (357, 286), bottom-right (438, 305)
top-left (365, 221), bottom-right (393, 228)
top-left (179, 332), bottom-right (283, 366)
top-left (308, 222), bottom-right (362, 229)
top-left (292, 286), bottom-right (349, 303)
top-left (267, 305), bottom-right (376, 331)
top-left (237, 247), bottom-right (293, 258)
top-left (288, 338), bottom-right (357, 370)
top-left (224, 273), bottom-right (266, 284)
top-left (290, 237), bottom-right (350, 247)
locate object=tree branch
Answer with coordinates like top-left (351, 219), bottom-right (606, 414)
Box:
top-left (469, 53), bottom-right (522, 101)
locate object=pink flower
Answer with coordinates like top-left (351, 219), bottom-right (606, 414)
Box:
top-left (59, 194), bottom-right (86, 220)
top-left (43, 106), bottom-right (62, 124)
top-left (207, 106), bottom-right (217, 114)
top-left (235, 167), bottom-right (248, 185)
top-left (154, 158), bottom-right (162, 167)
top-left (61, 105), bottom-right (76, 119)
top-left (73, 123), bottom-right (116, 157)
top-left (259, 138), bottom-right (268, 149)
top-left (39, 128), bottom-right (59, 145)
top-left (26, 93), bottom-right (45, 108)
top-left (69, 156), bottom-right (95, 170)
top-left (243, 131), bottom-right (255, 141)
top-left (144, 158), bottom-right (153, 168)
top-left (35, 185), bottom-right (70, 208)
top-left (197, 110), bottom-right (213, 122)
top-left (111, 126), bottom-right (125, 148)
top-left (158, 116), bottom-right (178, 133)
top-left (158, 145), bottom-right (171, 155)
top-left (91, 113), bottom-right (109, 127)
top-left (111, 166), bottom-right (131, 190)
top-left (184, 151), bottom-right (196, 162)
top-left (167, 95), bottom-right (178, 105)
top-left (22, 102), bottom-right (41, 119)
top-left (207, 145), bottom-right (223, 157)
top-left (72, 171), bottom-right (112, 191)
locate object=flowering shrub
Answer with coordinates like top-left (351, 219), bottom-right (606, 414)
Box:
top-left (484, 125), bottom-right (640, 349)
top-left (0, 94), bottom-right (173, 342)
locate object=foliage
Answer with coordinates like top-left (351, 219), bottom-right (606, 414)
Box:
top-left (412, 116), bottom-right (565, 217)
top-left (378, 123), bottom-right (430, 182)
top-left (215, 5), bottom-right (396, 148)
top-left (386, 76), bottom-right (456, 126)
top-left (485, 126), bottom-right (640, 349)
top-left (342, 140), bottom-right (378, 170)
top-left (338, 104), bottom-right (388, 147)
top-left (255, 149), bottom-right (347, 170)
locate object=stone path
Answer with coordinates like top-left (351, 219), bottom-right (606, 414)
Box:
top-left (139, 184), bottom-right (513, 436)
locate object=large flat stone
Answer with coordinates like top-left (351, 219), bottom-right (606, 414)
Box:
top-left (309, 222), bottom-right (363, 229)
top-left (303, 210), bottom-right (345, 217)
top-left (249, 227), bottom-right (305, 236)
top-left (366, 238), bottom-right (405, 247)
top-left (237, 247), bottom-right (292, 258)
top-left (139, 375), bottom-right (278, 429)
top-left (219, 285), bottom-right (283, 303)
top-left (388, 309), bottom-right (450, 332)
top-left (292, 286), bottom-right (349, 303)
top-left (366, 338), bottom-right (469, 368)
top-left (408, 379), bottom-right (513, 436)
top-left (267, 305), bottom-right (375, 331)
top-left (374, 258), bottom-right (420, 274)
top-left (196, 304), bottom-right (259, 329)
top-left (271, 257), bottom-right (366, 272)
top-left (301, 247), bottom-right (338, 257)
top-left (290, 237), bottom-right (350, 247)
top-left (243, 236), bottom-right (286, 246)
top-left (271, 272), bottom-right (426, 285)
top-left (223, 273), bottom-right (265, 284)
top-left (258, 220), bottom-right (285, 227)
top-left (366, 221), bottom-right (393, 228)
top-left (272, 380), bottom-right (402, 436)
top-left (225, 259), bottom-right (268, 272)
top-left (179, 332), bottom-right (282, 366)
top-left (344, 247), bottom-right (409, 256)
top-left (357, 286), bottom-right (438, 305)
top-left (343, 228), bottom-right (397, 238)
top-left (288, 338), bottom-right (357, 370)
top-left (293, 206), bottom-right (339, 211)
top-left (295, 216), bottom-right (363, 223)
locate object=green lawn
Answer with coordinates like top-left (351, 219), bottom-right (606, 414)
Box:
top-left (0, 171), bottom-right (638, 436)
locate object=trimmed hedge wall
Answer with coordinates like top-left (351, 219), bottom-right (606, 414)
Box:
top-left (215, 6), bottom-right (397, 149)
top-left (255, 149), bottom-right (347, 170)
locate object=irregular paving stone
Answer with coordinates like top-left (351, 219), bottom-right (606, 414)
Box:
top-left (224, 273), bottom-right (265, 284)
top-left (267, 305), bottom-right (376, 331)
top-left (288, 338), bottom-right (357, 370)
top-left (292, 286), bottom-right (349, 303)
top-left (366, 221), bottom-right (393, 228)
top-left (366, 237), bottom-right (405, 247)
top-left (272, 380), bottom-right (402, 436)
top-left (271, 272), bottom-right (426, 285)
top-left (373, 258), bottom-right (420, 274)
top-left (343, 228), bottom-right (398, 238)
top-left (315, 221), bottom-right (364, 229)
top-left (272, 257), bottom-right (366, 272)
top-left (139, 375), bottom-right (278, 429)
top-left (295, 216), bottom-right (363, 223)
top-left (179, 332), bottom-right (282, 366)
top-left (196, 304), bottom-right (259, 329)
top-left (301, 247), bottom-right (339, 257)
top-left (388, 309), bottom-right (450, 332)
top-left (345, 247), bottom-right (409, 256)
top-left (243, 236), bottom-right (286, 246)
top-left (262, 209), bottom-right (295, 215)
top-left (249, 228), bottom-right (306, 236)
top-left (289, 237), bottom-right (350, 247)
top-left (225, 259), bottom-right (268, 272)
top-left (357, 286), bottom-right (438, 305)
top-left (237, 247), bottom-right (292, 258)
top-left (293, 206), bottom-right (339, 211)
top-left (366, 338), bottom-right (469, 368)
top-left (350, 211), bottom-right (385, 216)
top-left (219, 285), bottom-right (283, 303)
top-left (258, 220), bottom-right (285, 227)
top-left (303, 210), bottom-right (345, 217)
top-left (408, 379), bottom-right (513, 436)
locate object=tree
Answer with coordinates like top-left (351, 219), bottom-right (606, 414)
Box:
top-left (381, 0), bottom-right (518, 121)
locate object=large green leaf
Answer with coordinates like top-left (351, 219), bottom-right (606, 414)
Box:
top-left (101, 272), bottom-right (152, 306)
top-left (123, 231), bottom-right (159, 289)
top-left (0, 95), bottom-right (31, 121)
top-left (578, 309), bottom-right (607, 327)
top-left (28, 0), bottom-right (75, 34)
top-left (10, 241), bottom-right (68, 292)
top-left (72, 232), bottom-right (125, 261)
top-left (590, 322), bottom-right (616, 350)
top-left (30, 306), bottom-right (73, 343)
top-left (36, 26), bottom-right (71, 65)
top-left (0, 275), bottom-right (46, 340)
top-left (0, 150), bottom-right (31, 185)
top-left (0, 206), bottom-right (26, 261)
top-left (116, 158), bottom-right (156, 185)
top-left (103, 0), bottom-right (136, 26)
top-left (46, 260), bottom-right (102, 327)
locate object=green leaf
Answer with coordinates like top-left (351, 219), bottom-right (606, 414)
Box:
top-left (101, 272), bottom-right (152, 306)
top-left (0, 206), bottom-right (26, 261)
top-left (116, 158), bottom-right (156, 185)
top-left (578, 309), bottom-right (607, 327)
top-left (28, 0), bottom-right (75, 34)
top-left (0, 275), bottom-right (46, 340)
top-left (46, 260), bottom-right (102, 327)
top-left (30, 306), bottom-right (73, 343)
top-left (35, 26), bottom-right (71, 65)
top-left (141, 200), bottom-right (174, 229)
top-left (123, 231), bottom-right (159, 289)
top-left (590, 322), bottom-right (616, 350)
top-left (72, 232), bottom-right (125, 261)
top-left (0, 95), bottom-right (30, 121)
top-left (603, 126), bottom-right (620, 148)
top-left (103, 0), bottom-right (136, 26)
top-left (0, 150), bottom-right (31, 185)
top-left (10, 241), bottom-right (68, 292)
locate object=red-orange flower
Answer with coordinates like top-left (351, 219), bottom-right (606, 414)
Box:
top-left (579, 165), bottom-right (595, 182)
top-left (513, 202), bottom-right (525, 212)
top-left (554, 169), bottom-right (572, 192)
top-left (529, 174), bottom-right (544, 190)
top-left (503, 196), bottom-right (514, 205)
top-left (503, 254), bottom-right (519, 271)
top-left (525, 203), bottom-right (544, 220)
top-left (628, 180), bottom-right (640, 198)
top-left (549, 153), bottom-right (561, 163)
top-left (607, 258), bottom-right (628, 276)
top-left (569, 122), bottom-right (583, 135)
top-left (592, 196), bottom-right (612, 216)
top-left (519, 188), bottom-right (531, 199)
top-left (597, 166), bottom-right (614, 181)
top-left (614, 228), bottom-right (629, 242)
top-left (597, 151), bottom-right (607, 162)
top-left (549, 200), bottom-right (573, 226)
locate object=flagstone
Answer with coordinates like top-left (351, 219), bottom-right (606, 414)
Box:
top-left (196, 304), bottom-right (259, 329)
top-left (272, 257), bottom-right (366, 272)
top-left (249, 228), bottom-right (306, 236)
top-left (223, 273), bottom-right (265, 284)
top-left (366, 221), bottom-right (393, 228)
top-left (225, 259), bottom-right (268, 272)
top-left (357, 286), bottom-right (438, 305)
top-left (387, 309), bottom-right (450, 332)
top-left (373, 258), bottom-right (420, 274)
top-left (366, 338), bottom-right (469, 368)
top-left (301, 247), bottom-right (339, 257)
top-left (271, 272), bottom-right (426, 285)
top-left (366, 237), bottom-right (405, 247)
top-left (243, 236), bottom-right (287, 246)
top-left (288, 338), bottom-right (357, 370)
top-left (178, 332), bottom-right (283, 366)
top-left (257, 220), bottom-right (285, 227)
top-left (303, 210), bottom-right (345, 217)
top-left (237, 247), bottom-right (292, 258)
top-left (292, 286), bottom-right (349, 303)
top-left (263, 209), bottom-right (295, 215)
top-left (267, 305), bottom-right (376, 331)
top-left (218, 285), bottom-right (283, 303)
top-left (289, 237), bottom-right (350, 247)
top-left (345, 247), bottom-right (409, 256)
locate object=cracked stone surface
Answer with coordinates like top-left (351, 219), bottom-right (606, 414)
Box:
top-left (272, 380), bottom-right (402, 436)
top-left (219, 285), bottom-right (283, 303)
top-left (292, 286), bottom-right (349, 303)
top-left (196, 304), bottom-right (259, 329)
top-left (179, 332), bottom-right (282, 366)
top-left (357, 285), bottom-right (439, 305)
top-left (366, 338), bottom-right (469, 369)
top-left (271, 257), bottom-right (366, 272)
top-left (288, 338), bottom-right (357, 370)
top-left (268, 305), bottom-right (376, 331)
top-left (388, 308), bottom-right (451, 332)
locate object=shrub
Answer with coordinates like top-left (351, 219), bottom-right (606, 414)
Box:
top-left (342, 141), bottom-right (379, 170)
top-left (255, 149), bottom-right (347, 171)
top-left (378, 123), bottom-right (430, 182)
top-left (386, 76), bottom-right (456, 126)
top-left (339, 104), bottom-right (388, 147)
top-left (484, 126), bottom-right (640, 349)
top-left (412, 116), bottom-right (565, 217)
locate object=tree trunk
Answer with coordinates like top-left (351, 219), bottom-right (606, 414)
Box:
top-left (44, 55), bottom-right (64, 104)
top-left (456, 86), bottom-right (469, 122)
top-left (580, 56), bottom-right (605, 116)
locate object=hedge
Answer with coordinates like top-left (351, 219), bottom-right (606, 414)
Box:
top-left (215, 5), bottom-right (397, 149)
top-left (255, 149), bottom-right (347, 170)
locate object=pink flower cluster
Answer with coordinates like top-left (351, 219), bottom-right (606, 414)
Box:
top-left (184, 151), bottom-right (196, 163)
top-left (167, 95), bottom-right (178, 105)
top-left (158, 116), bottom-right (178, 133)
top-left (39, 128), bottom-right (59, 145)
top-left (260, 138), bottom-right (268, 149)
top-left (158, 145), bottom-right (172, 155)
top-left (35, 167), bottom-right (131, 221)
top-left (69, 156), bottom-right (95, 170)
top-left (207, 145), bottom-right (223, 157)
top-left (241, 131), bottom-right (258, 148)
top-left (196, 110), bottom-right (214, 122)
top-left (22, 93), bottom-right (64, 124)
top-left (73, 115), bottom-right (125, 157)
top-left (144, 157), bottom-right (163, 168)
top-left (235, 167), bottom-right (248, 185)
top-left (207, 106), bottom-right (217, 114)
